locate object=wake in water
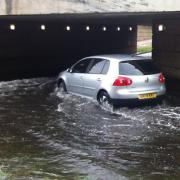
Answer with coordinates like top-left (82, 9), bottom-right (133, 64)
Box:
top-left (54, 87), bottom-right (180, 133)
top-left (53, 87), bottom-right (180, 179)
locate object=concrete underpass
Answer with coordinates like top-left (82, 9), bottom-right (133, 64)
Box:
top-left (0, 12), bottom-right (180, 81)
top-left (0, 9), bottom-right (180, 180)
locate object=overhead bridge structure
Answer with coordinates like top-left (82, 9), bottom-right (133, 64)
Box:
top-left (0, 12), bottom-right (180, 80)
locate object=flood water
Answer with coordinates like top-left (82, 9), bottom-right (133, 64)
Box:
top-left (0, 77), bottom-right (179, 179)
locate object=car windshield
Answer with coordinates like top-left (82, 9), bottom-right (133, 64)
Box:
top-left (119, 60), bottom-right (160, 75)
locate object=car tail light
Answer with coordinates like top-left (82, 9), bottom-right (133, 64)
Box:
top-left (159, 73), bottom-right (165, 83)
top-left (113, 76), bottom-right (132, 86)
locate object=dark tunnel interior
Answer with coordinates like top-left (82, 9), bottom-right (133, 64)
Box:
top-left (1, 12), bottom-right (180, 80)
top-left (0, 14), bottom-right (139, 80)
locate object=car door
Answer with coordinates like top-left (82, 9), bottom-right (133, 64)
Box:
top-left (67, 58), bottom-right (91, 94)
top-left (83, 58), bottom-right (110, 97)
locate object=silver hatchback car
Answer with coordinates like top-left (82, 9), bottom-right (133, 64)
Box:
top-left (57, 54), bottom-right (166, 106)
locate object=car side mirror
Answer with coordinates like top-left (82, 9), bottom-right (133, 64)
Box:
top-left (67, 68), bottom-right (73, 73)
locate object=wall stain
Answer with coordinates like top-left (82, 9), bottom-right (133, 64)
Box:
top-left (5, 0), bottom-right (13, 14)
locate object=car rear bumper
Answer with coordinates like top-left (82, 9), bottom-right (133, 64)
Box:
top-left (111, 95), bottom-right (165, 106)
top-left (109, 85), bottom-right (166, 99)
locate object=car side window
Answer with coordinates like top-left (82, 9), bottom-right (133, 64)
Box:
top-left (87, 58), bottom-right (107, 74)
top-left (72, 58), bottom-right (91, 73)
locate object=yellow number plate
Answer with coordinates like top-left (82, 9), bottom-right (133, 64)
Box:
top-left (138, 93), bottom-right (157, 100)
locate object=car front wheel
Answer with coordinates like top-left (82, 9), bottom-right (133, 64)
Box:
top-left (57, 80), bottom-right (67, 93)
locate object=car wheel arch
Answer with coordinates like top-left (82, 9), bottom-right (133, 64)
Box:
top-left (97, 89), bottom-right (110, 100)
top-left (57, 78), bottom-right (66, 88)
top-left (57, 78), bottom-right (63, 86)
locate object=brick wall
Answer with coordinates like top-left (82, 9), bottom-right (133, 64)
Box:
top-left (137, 25), bottom-right (152, 42)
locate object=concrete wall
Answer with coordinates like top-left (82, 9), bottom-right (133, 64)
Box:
top-left (0, 0), bottom-right (180, 15)
top-left (153, 19), bottom-right (180, 79)
top-left (0, 1), bottom-right (6, 14)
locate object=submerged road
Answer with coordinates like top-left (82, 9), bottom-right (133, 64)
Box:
top-left (0, 77), bottom-right (179, 179)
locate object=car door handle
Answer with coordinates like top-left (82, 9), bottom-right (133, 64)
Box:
top-left (97, 78), bottom-right (101, 81)
top-left (80, 76), bottom-right (83, 80)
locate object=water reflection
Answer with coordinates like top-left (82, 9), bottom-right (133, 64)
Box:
top-left (0, 78), bottom-right (179, 179)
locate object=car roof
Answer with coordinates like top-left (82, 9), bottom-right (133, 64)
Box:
top-left (85, 54), bottom-right (151, 62)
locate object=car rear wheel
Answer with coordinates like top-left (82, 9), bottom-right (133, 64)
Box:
top-left (57, 80), bottom-right (67, 93)
top-left (98, 91), bottom-right (112, 107)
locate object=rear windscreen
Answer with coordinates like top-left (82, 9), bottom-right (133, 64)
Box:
top-left (119, 60), bottom-right (160, 75)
